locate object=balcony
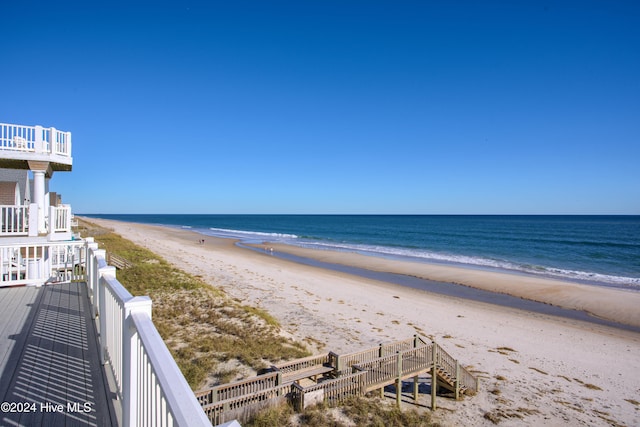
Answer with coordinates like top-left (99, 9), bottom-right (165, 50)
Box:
top-left (0, 238), bottom-right (220, 426)
top-left (0, 204), bottom-right (73, 240)
top-left (0, 122), bottom-right (72, 172)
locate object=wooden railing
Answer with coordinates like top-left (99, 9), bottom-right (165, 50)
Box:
top-left (198, 335), bottom-right (478, 424)
top-left (201, 383), bottom-right (290, 426)
top-left (84, 239), bottom-right (212, 427)
top-left (332, 336), bottom-right (424, 373)
top-left (0, 122), bottom-right (71, 157)
top-left (291, 371), bottom-right (366, 410)
top-left (352, 353), bottom-right (399, 389)
top-left (108, 253), bottom-right (134, 269)
top-left (273, 353), bottom-right (330, 376)
top-left (195, 371), bottom-right (280, 405)
top-left (294, 340), bottom-right (477, 411)
top-left (351, 344), bottom-right (434, 392)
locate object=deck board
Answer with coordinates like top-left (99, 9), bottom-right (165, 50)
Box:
top-left (0, 283), bottom-right (117, 426)
top-left (0, 286), bottom-right (42, 396)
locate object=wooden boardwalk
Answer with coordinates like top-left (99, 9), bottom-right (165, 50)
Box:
top-left (197, 336), bottom-right (479, 425)
top-left (0, 283), bottom-right (118, 426)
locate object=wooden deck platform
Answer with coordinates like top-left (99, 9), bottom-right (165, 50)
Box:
top-left (0, 283), bottom-right (118, 426)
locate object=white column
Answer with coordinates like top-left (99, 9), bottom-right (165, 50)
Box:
top-left (34, 125), bottom-right (45, 153)
top-left (33, 170), bottom-right (46, 233)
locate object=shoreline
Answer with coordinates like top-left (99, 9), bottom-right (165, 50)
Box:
top-left (243, 241), bottom-right (640, 330)
top-left (240, 242), bottom-right (640, 332)
top-left (80, 217), bottom-right (640, 426)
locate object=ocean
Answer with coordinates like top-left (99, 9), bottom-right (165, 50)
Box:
top-left (84, 214), bottom-right (640, 290)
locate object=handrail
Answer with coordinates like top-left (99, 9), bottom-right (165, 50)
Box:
top-left (0, 205), bottom-right (28, 236)
top-left (0, 204), bottom-right (73, 237)
top-left (0, 122), bottom-right (71, 157)
top-left (132, 311), bottom-right (214, 426)
top-left (273, 353), bottom-right (330, 375)
top-left (333, 335), bottom-right (424, 373)
top-left (291, 371), bottom-right (366, 411)
top-left (195, 335), bottom-right (478, 423)
top-left (195, 371), bottom-right (280, 405)
top-left (201, 383), bottom-right (290, 426)
top-left (51, 205), bottom-right (72, 232)
top-left (0, 241), bottom-right (84, 287)
top-left (85, 242), bottom-right (212, 427)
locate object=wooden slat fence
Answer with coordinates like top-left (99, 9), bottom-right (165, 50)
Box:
top-left (273, 352), bottom-right (330, 375)
top-left (402, 344), bottom-right (434, 376)
top-left (195, 371), bottom-right (280, 405)
top-left (436, 345), bottom-right (457, 378)
top-left (291, 371), bottom-right (367, 410)
top-left (201, 383), bottom-right (291, 426)
top-left (352, 354), bottom-right (399, 391)
top-left (197, 336), bottom-right (479, 425)
top-left (108, 253), bottom-right (133, 269)
top-left (332, 336), bottom-right (424, 374)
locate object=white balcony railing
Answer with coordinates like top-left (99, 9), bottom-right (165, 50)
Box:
top-left (84, 239), bottom-right (213, 427)
top-left (51, 204), bottom-right (72, 232)
top-left (0, 204), bottom-right (74, 237)
top-left (0, 122), bottom-right (72, 157)
top-left (0, 238), bottom-right (235, 426)
top-left (0, 205), bottom-right (29, 236)
top-left (0, 241), bottom-right (85, 287)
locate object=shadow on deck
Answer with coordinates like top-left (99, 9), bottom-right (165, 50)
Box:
top-left (0, 283), bottom-right (118, 426)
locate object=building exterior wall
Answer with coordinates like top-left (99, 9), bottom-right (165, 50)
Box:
top-left (0, 168), bottom-right (29, 203)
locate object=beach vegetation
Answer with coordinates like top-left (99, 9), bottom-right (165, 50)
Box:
top-left (583, 383), bottom-right (603, 391)
top-left (78, 219), bottom-right (310, 389)
top-left (244, 397), bottom-right (434, 427)
top-left (571, 376), bottom-right (602, 390)
top-left (483, 407), bottom-right (540, 424)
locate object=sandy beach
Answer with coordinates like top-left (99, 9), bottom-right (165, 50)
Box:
top-left (84, 217), bottom-right (640, 426)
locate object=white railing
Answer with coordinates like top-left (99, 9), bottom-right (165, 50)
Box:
top-left (0, 205), bottom-right (72, 237)
top-left (0, 122), bottom-right (72, 157)
top-left (0, 205), bottom-right (29, 236)
top-left (0, 241), bottom-right (84, 287)
top-left (51, 204), bottom-right (72, 233)
top-left (85, 240), bottom-right (213, 427)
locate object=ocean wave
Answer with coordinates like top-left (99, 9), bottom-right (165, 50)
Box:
top-left (206, 227), bottom-right (299, 239)
top-left (292, 241), bottom-right (640, 289)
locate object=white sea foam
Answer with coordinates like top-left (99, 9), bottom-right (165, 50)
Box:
top-left (182, 225), bottom-right (639, 290)
top-left (206, 227), bottom-right (298, 240)
top-left (292, 240), bottom-right (640, 289)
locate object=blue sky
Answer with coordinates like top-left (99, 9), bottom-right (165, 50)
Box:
top-left (1, 1), bottom-right (639, 214)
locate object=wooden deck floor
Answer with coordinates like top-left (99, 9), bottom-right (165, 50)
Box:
top-left (0, 283), bottom-right (117, 426)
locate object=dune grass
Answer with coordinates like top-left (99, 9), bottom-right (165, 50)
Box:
top-left (78, 219), bottom-right (309, 389)
top-left (245, 397), bottom-right (433, 427)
